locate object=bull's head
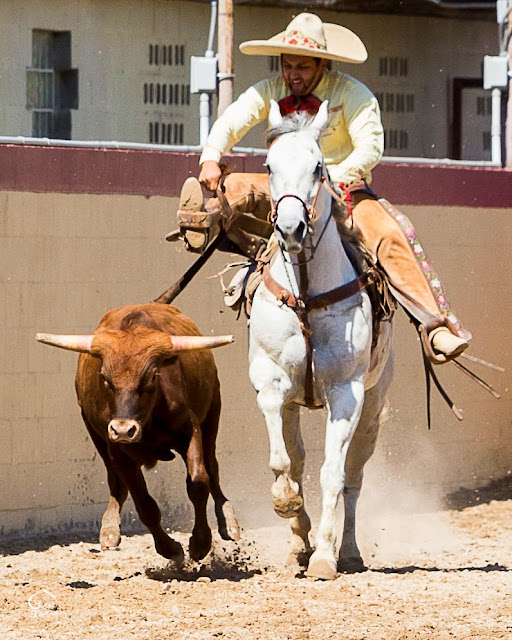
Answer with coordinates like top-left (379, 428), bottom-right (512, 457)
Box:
top-left (36, 328), bottom-right (233, 444)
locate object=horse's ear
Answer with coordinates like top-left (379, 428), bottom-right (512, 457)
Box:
top-left (310, 100), bottom-right (329, 139)
top-left (268, 100), bottom-right (283, 128)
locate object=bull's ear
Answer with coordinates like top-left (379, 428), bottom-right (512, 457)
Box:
top-left (310, 100), bottom-right (329, 140)
top-left (268, 99), bottom-right (283, 128)
top-left (167, 335), bottom-right (234, 353)
top-left (36, 333), bottom-right (95, 354)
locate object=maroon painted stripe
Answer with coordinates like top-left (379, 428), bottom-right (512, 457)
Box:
top-left (0, 144), bottom-right (510, 207)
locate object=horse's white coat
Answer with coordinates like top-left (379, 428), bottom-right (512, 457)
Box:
top-left (248, 101), bottom-right (394, 579)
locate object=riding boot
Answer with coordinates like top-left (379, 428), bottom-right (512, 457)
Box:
top-left (205, 174), bottom-right (273, 259)
top-left (351, 193), bottom-right (470, 362)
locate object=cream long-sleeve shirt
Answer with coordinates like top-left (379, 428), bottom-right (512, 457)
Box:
top-left (199, 70), bottom-right (384, 187)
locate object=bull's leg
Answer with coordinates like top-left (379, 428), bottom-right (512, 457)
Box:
top-left (282, 403), bottom-right (312, 568)
top-left (183, 418), bottom-right (213, 561)
top-left (111, 451), bottom-right (184, 563)
top-left (200, 394), bottom-right (240, 542)
top-left (82, 418), bottom-right (128, 550)
top-left (100, 469), bottom-right (129, 550)
top-left (257, 385), bottom-right (303, 519)
top-left (307, 379), bottom-right (365, 581)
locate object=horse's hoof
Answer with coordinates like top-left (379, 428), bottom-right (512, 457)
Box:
top-left (99, 526), bottom-right (121, 550)
top-left (273, 496), bottom-right (303, 518)
top-left (338, 555), bottom-right (367, 574)
top-left (271, 476), bottom-right (303, 518)
top-left (306, 550), bottom-right (337, 580)
top-left (155, 536), bottom-right (185, 564)
top-left (218, 501), bottom-right (241, 542)
top-left (189, 527), bottom-right (212, 562)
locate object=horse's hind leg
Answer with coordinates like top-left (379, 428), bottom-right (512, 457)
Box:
top-left (307, 380), bottom-right (366, 581)
top-left (339, 364), bottom-right (393, 573)
top-left (281, 403), bottom-right (313, 568)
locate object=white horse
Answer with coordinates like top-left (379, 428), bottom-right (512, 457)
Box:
top-left (248, 100), bottom-right (394, 580)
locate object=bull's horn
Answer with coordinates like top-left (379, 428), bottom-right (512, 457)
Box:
top-left (36, 333), bottom-right (94, 353)
top-left (170, 335), bottom-right (234, 351)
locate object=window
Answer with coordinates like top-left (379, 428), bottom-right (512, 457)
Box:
top-left (476, 96), bottom-right (492, 117)
top-left (268, 56), bottom-right (279, 72)
top-left (26, 29), bottom-right (78, 139)
top-left (385, 128), bottom-right (409, 150)
top-left (149, 121), bottom-right (185, 145)
top-left (375, 92), bottom-right (415, 114)
top-left (379, 56), bottom-right (408, 77)
top-left (145, 44), bottom-right (188, 144)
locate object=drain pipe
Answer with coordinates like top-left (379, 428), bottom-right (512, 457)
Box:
top-left (199, 1), bottom-right (218, 146)
top-left (491, 87), bottom-right (503, 165)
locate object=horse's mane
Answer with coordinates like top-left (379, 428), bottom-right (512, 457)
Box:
top-left (265, 111), bottom-right (315, 147)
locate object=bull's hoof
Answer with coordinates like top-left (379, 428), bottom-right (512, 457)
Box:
top-left (189, 527), bottom-right (212, 562)
top-left (217, 501), bottom-right (241, 542)
top-left (99, 526), bottom-right (121, 550)
top-left (337, 555), bottom-right (366, 574)
top-left (306, 550), bottom-right (337, 581)
top-left (271, 476), bottom-right (303, 519)
top-left (155, 536), bottom-right (185, 565)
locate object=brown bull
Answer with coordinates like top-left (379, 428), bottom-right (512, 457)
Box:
top-left (36, 303), bottom-right (240, 563)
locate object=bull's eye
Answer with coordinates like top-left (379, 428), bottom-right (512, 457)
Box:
top-left (101, 372), bottom-right (114, 391)
top-left (141, 368), bottom-right (158, 392)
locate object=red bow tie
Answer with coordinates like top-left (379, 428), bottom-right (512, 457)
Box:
top-left (278, 94), bottom-right (323, 116)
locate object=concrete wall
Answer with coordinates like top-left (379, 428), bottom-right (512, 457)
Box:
top-left (0, 0), bottom-right (497, 159)
top-left (0, 146), bottom-right (511, 540)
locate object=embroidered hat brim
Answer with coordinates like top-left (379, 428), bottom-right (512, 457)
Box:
top-left (239, 17), bottom-right (367, 64)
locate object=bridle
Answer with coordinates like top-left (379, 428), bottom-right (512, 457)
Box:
top-left (269, 173), bottom-right (326, 226)
top-left (263, 170), bottom-right (375, 409)
top-left (269, 171), bottom-right (354, 264)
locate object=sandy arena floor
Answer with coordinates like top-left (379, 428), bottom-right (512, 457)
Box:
top-left (1, 481), bottom-right (512, 640)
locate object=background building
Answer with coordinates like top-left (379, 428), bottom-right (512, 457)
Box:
top-left (0, 0), bottom-right (501, 160)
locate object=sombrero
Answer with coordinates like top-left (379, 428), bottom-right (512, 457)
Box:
top-left (239, 12), bottom-right (367, 64)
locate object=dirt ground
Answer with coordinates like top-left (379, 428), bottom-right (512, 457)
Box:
top-left (1, 479), bottom-right (512, 640)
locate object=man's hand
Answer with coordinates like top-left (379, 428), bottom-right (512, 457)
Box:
top-left (199, 161), bottom-right (222, 192)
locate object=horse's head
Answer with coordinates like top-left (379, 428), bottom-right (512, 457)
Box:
top-left (265, 99), bottom-right (329, 254)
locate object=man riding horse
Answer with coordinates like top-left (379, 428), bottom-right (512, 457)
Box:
top-left (178, 12), bottom-right (470, 363)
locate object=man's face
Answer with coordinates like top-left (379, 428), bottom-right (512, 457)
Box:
top-left (281, 54), bottom-right (327, 96)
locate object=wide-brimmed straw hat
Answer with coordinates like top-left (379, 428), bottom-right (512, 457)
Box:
top-left (239, 12), bottom-right (367, 64)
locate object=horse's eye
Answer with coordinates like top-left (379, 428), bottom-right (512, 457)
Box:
top-left (265, 164), bottom-right (272, 175)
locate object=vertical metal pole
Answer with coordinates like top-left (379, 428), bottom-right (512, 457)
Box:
top-left (506, 0), bottom-right (512, 167)
top-left (491, 88), bottom-right (502, 165)
top-left (199, 93), bottom-right (211, 147)
top-left (198, 1), bottom-right (218, 146)
top-left (217, 0), bottom-right (234, 116)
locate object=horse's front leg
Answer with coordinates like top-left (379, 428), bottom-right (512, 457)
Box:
top-left (256, 384), bottom-right (304, 519)
top-left (282, 402), bottom-right (313, 568)
top-left (307, 379), bottom-right (365, 581)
